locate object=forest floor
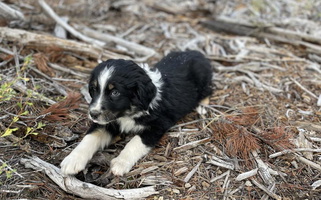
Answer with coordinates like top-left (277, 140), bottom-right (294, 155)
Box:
top-left (1, 0), bottom-right (321, 199)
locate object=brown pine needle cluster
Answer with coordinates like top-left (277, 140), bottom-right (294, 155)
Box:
top-left (260, 126), bottom-right (294, 151)
top-left (211, 107), bottom-right (293, 165)
top-left (33, 52), bottom-right (55, 77)
top-left (41, 92), bottom-right (82, 121)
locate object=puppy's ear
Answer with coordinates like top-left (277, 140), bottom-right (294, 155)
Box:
top-left (133, 81), bottom-right (156, 110)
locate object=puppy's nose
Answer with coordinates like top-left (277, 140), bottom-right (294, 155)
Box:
top-left (90, 110), bottom-right (101, 119)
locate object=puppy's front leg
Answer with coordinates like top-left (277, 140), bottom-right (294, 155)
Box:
top-left (61, 127), bottom-right (112, 175)
top-left (111, 135), bottom-right (151, 176)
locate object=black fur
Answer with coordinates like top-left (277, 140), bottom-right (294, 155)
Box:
top-left (88, 50), bottom-right (212, 147)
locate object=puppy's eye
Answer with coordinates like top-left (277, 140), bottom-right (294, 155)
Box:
top-left (111, 90), bottom-right (120, 97)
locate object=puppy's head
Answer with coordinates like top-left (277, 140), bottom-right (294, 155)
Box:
top-left (88, 59), bottom-right (156, 125)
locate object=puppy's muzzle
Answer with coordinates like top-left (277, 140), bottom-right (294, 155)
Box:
top-left (89, 109), bottom-right (116, 124)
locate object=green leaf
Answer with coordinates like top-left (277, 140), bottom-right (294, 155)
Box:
top-left (1, 127), bottom-right (19, 137)
top-left (21, 110), bottom-right (29, 116)
top-left (31, 132), bottom-right (39, 136)
top-left (17, 102), bottom-right (22, 109)
top-left (12, 116), bottom-right (19, 123)
top-left (26, 127), bottom-right (33, 134)
top-left (36, 122), bottom-right (46, 129)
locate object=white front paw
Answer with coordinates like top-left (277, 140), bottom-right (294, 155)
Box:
top-left (196, 105), bottom-right (207, 115)
top-left (60, 152), bottom-right (88, 175)
top-left (110, 157), bottom-right (133, 176)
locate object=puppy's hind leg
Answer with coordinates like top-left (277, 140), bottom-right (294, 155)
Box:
top-left (196, 96), bottom-right (210, 115)
top-left (61, 127), bottom-right (112, 175)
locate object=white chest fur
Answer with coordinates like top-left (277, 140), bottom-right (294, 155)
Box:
top-left (117, 116), bottom-right (145, 133)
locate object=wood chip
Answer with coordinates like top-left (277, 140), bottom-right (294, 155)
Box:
top-left (184, 159), bottom-right (202, 183)
top-left (173, 137), bottom-right (211, 152)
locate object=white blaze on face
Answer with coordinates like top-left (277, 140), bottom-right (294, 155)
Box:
top-left (90, 66), bottom-right (115, 113)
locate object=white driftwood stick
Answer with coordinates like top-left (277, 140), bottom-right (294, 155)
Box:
top-left (207, 155), bottom-right (234, 170)
top-left (54, 16), bottom-right (68, 39)
top-left (269, 148), bottom-right (321, 158)
top-left (184, 159), bottom-right (202, 183)
top-left (210, 170), bottom-right (230, 183)
top-left (235, 168), bottom-right (258, 181)
top-left (77, 26), bottom-right (157, 57)
top-left (311, 180), bottom-right (321, 190)
top-left (0, 2), bottom-right (25, 21)
top-left (296, 154), bottom-right (321, 171)
top-left (20, 157), bottom-right (158, 199)
top-left (38, 0), bottom-right (105, 47)
top-left (173, 137), bottom-right (211, 152)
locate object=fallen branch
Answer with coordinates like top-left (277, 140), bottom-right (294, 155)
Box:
top-left (202, 17), bottom-right (321, 56)
top-left (76, 26), bottom-right (157, 57)
top-left (20, 156), bottom-right (158, 199)
top-left (269, 148), bottom-right (321, 158)
top-left (38, 0), bottom-right (105, 47)
top-left (0, 2), bottom-right (25, 21)
top-left (0, 27), bottom-right (129, 61)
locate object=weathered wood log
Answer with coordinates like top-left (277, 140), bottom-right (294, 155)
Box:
top-left (201, 17), bottom-right (321, 55)
top-left (20, 156), bottom-right (158, 199)
top-left (0, 27), bottom-right (129, 61)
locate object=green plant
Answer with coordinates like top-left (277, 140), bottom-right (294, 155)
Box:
top-left (0, 162), bottom-right (17, 185)
top-left (23, 122), bottom-right (46, 138)
top-left (1, 54), bottom-right (46, 138)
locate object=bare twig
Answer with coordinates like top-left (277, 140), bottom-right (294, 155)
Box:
top-left (2, 75), bottom-right (56, 105)
top-left (0, 159), bottom-right (24, 178)
top-left (76, 26), bottom-right (157, 57)
top-left (184, 159), bottom-right (202, 183)
top-left (173, 137), bottom-right (211, 152)
top-left (38, 0), bottom-right (105, 47)
top-left (0, 2), bottom-right (25, 21)
top-left (251, 178), bottom-right (281, 200)
top-left (269, 148), bottom-right (321, 158)
top-left (290, 77), bottom-right (318, 99)
top-left (210, 170), bottom-right (230, 183)
top-left (296, 154), bottom-right (321, 171)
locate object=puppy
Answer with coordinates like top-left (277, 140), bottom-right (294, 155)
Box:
top-left (61, 50), bottom-right (213, 176)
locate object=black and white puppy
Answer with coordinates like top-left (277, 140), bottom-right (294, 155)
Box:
top-left (61, 51), bottom-right (213, 176)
